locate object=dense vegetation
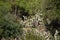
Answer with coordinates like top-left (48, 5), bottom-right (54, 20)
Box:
top-left (42, 0), bottom-right (60, 37)
top-left (0, 0), bottom-right (60, 40)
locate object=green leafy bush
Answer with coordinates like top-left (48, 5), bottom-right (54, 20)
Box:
top-left (26, 32), bottom-right (46, 40)
top-left (0, 14), bottom-right (23, 38)
top-left (0, 2), bottom-right (23, 38)
top-left (42, 0), bottom-right (60, 21)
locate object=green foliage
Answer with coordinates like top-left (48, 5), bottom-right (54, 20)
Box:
top-left (0, 0), bottom-right (40, 37)
top-left (41, 0), bottom-right (60, 38)
top-left (21, 29), bottom-right (46, 40)
top-left (26, 32), bottom-right (46, 40)
top-left (0, 13), bottom-right (23, 38)
top-left (0, 0), bottom-right (60, 39)
top-left (42, 0), bottom-right (60, 21)
top-left (0, 0), bottom-right (23, 38)
top-left (15, 0), bottom-right (42, 14)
